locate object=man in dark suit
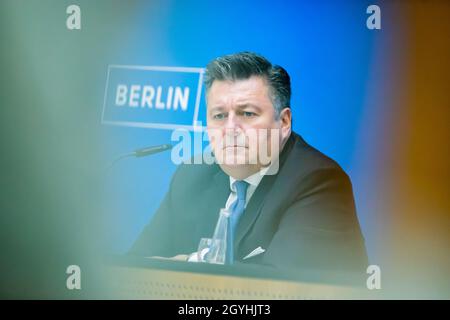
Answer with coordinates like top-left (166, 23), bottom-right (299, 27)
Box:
top-left (129, 52), bottom-right (368, 273)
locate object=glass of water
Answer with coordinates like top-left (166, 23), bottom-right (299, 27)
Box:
top-left (196, 208), bottom-right (230, 264)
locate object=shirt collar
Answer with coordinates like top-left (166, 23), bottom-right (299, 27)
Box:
top-left (229, 163), bottom-right (274, 192)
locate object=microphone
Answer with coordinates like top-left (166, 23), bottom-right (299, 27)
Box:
top-left (133, 144), bottom-right (173, 157)
top-left (107, 143), bottom-right (173, 171)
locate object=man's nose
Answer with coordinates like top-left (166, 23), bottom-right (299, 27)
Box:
top-left (224, 112), bottom-right (241, 132)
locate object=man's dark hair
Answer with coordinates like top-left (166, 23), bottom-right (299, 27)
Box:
top-left (204, 52), bottom-right (291, 117)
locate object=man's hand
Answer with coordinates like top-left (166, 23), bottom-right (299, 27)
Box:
top-left (150, 254), bottom-right (190, 261)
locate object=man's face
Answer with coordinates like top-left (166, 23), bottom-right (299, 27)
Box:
top-left (206, 76), bottom-right (291, 179)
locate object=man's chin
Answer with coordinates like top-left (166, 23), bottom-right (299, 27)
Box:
top-left (217, 163), bottom-right (261, 180)
top-left (219, 154), bottom-right (258, 166)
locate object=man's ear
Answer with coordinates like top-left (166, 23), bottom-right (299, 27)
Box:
top-left (279, 107), bottom-right (292, 141)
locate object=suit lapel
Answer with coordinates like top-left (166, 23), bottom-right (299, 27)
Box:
top-left (234, 133), bottom-right (297, 249)
top-left (234, 173), bottom-right (277, 247)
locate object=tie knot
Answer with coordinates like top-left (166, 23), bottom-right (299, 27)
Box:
top-left (234, 180), bottom-right (249, 201)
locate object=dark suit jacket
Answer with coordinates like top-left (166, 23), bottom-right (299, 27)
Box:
top-left (129, 132), bottom-right (368, 273)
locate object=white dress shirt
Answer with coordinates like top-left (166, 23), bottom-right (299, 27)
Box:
top-left (227, 170), bottom-right (264, 209)
top-left (226, 159), bottom-right (278, 209)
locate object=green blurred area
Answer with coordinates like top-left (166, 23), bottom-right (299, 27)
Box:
top-left (0, 0), bottom-right (141, 298)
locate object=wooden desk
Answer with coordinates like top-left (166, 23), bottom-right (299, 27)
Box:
top-left (103, 256), bottom-right (369, 299)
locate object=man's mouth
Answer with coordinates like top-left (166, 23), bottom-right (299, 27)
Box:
top-left (223, 145), bottom-right (248, 149)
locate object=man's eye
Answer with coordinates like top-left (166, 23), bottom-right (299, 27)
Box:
top-left (243, 111), bottom-right (256, 117)
top-left (213, 113), bottom-right (226, 120)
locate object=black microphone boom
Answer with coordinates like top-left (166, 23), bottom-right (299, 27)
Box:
top-left (133, 144), bottom-right (173, 157)
top-left (107, 143), bottom-right (173, 171)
